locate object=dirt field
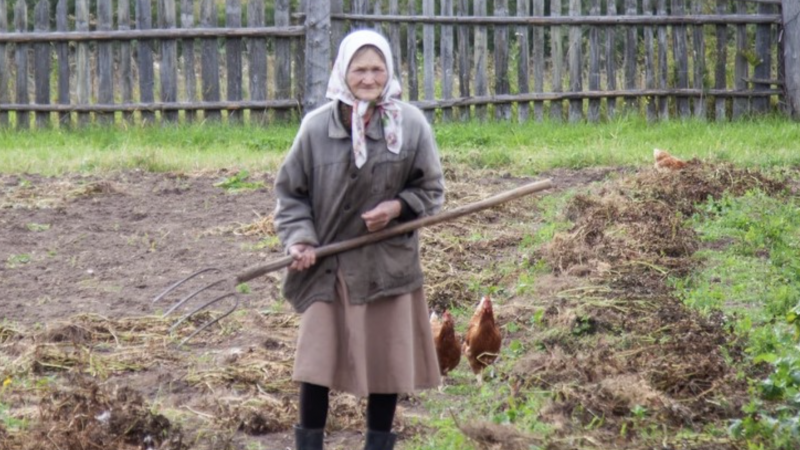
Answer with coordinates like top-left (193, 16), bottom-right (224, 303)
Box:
top-left (0, 163), bottom-right (793, 449)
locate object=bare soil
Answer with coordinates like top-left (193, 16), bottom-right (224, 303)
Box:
top-left (0, 163), bottom-right (791, 450)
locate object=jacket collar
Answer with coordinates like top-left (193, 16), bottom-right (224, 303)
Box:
top-left (329, 101), bottom-right (384, 141)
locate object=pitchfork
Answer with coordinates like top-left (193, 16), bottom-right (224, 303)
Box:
top-left (153, 179), bottom-right (553, 345)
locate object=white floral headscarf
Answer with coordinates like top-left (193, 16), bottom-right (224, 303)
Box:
top-left (326, 29), bottom-right (403, 169)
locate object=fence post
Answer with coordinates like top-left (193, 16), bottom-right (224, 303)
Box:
top-left (303, 0), bottom-right (330, 115)
top-left (0, 0), bottom-right (7, 128)
top-left (783, 0), bottom-right (800, 119)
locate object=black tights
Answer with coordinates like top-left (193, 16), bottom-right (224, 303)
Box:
top-left (299, 382), bottom-right (398, 432)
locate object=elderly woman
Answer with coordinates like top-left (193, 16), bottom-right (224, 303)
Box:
top-left (273, 29), bottom-right (445, 450)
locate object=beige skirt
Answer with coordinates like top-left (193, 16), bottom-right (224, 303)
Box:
top-left (293, 271), bottom-right (441, 397)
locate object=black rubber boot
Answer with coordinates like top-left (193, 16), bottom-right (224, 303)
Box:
top-left (294, 425), bottom-right (324, 450)
top-left (364, 430), bottom-right (396, 450)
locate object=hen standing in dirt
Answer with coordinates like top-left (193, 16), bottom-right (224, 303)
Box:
top-left (274, 29), bottom-right (445, 450)
top-left (431, 310), bottom-right (461, 383)
top-left (463, 296), bottom-right (502, 385)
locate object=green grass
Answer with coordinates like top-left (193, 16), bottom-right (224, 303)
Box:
top-left (1, 116), bottom-right (800, 175)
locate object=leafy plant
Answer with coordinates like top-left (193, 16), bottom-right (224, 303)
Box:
top-left (214, 170), bottom-right (265, 192)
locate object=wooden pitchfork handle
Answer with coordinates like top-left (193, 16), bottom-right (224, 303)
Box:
top-left (235, 178), bottom-right (554, 284)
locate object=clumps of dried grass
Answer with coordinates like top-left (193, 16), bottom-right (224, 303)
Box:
top-left (455, 419), bottom-right (542, 450)
top-left (12, 376), bottom-right (186, 450)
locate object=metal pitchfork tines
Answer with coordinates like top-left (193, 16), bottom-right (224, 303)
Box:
top-left (153, 178), bottom-right (554, 345)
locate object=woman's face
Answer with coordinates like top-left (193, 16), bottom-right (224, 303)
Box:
top-left (346, 47), bottom-right (388, 102)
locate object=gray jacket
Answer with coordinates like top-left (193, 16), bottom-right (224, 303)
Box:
top-left (274, 100), bottom-right (445, 312)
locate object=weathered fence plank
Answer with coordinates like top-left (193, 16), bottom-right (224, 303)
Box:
top-left (568, 0), bottom-right (583, 122)
top-left (275, 0), bottom-right (292, 121)
top-left (532, 0), bottom-right (544, 121)
top-left (516, 0), bottom-right (530, 123)
top-left (494, 0), bottom-right (511, 121)
top-left (389, 0), bottom-right (401, 86)
top-left (441, 0), bottom-right (454, 122)
top-left (353, 0), bottom-right (368, 29)
top-left (753, 1), bottom-right (773, 113)
top-left (624, 0), bottom-right (637, 112)
top-left (293, 0), bottom-right (305, 114)
top-left (247, 0), bottom-right (267, 124)
top-left (303, 0), bottom-right (329, 114)
top-left (606, 0), bottom-right (617, 119)
top-left (406, 0), bottom-right (418, 101)
top-left (588, 0), bottom-right (600, 122)
top-left (33, 0), bottom-right (50, 128)
top-left (200, 0), bottom-right (220, 120)
top-left (14, 0), bottom-right (29, 129)
top-left (692, 1), bottom-right (706, 119)
top-left (180, 0), bottom-right (196, 122)
top-left (159, 0), bottom-right (178, 123)
top-left (225, 0), bottom-right (242, 123)
top-left (643, 0), bottom-right (656, 121)
top-left (550, 0), bottom-right (564, 122)
top-left (137, 0), bottom-right (156, 124)
top-left (423, 0), bottom-right (435, 122)
top-left (55, 0), bottom-right (69, 127)
top-left (0, 0), bottom-right (7, 127)
top-left (734, 0), bottom-right (750, 118)
top-left (715, 0), bottom-right (728, 121)
top-left (672, 0), bottom-right (690, 118)
top-left (97, 0), bottom-right (114, 124)
top-left (119, 0), bottom-right (134, 123)
top-left (783, 0), bottom-right (800, 118)
top-left (457, 0), bottom-right (470, 120)
top-left (657, 0), bottom-right (668, 120)
top-left (331, 0), bottom-right (344, 63)
top-left (474, 0), bottom-right (488, 120)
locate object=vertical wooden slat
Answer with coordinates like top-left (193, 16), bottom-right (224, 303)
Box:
top-left (389, 0), bottom-right (402, 87)
top-left (606, 0), bottom-right (617, 119)
top-left (783, 0), bottom-right (800, 118)
top-left (275, 0), bottom-right (291, 121)
top-left (753, 2), bottom-right (773, 113)
top-left (423, 0), bottom-right (435, 122)
top-left (550, 0), bottom-right (563, 122)
top-left (532, 0), bottom-right (544, 121)
top-left (567, 0), bottom-right (582, 123)
top-left (0, 0), bottom-right (8, 127)
top-left (180, 0), bottom-right (197, 122)
top-left (441, 0), bottom-right (454, 122)
top-left (200, 0), bottom-right (220, 120)
top-left (55, 0), bottom-right (69, 127)
top-left (33, 0), bottom-right (50, 128)
top-left (516, 0), bottom-right (530, 123)
top-left (137, 0), bottom-right (156, 124)
top-left (643, 0), bottom-right (656, 122)
top-left (248, 0), bottom-right (267, 124)
top-left (97, 0), bottom-right (113, 124)
top-left (331, 0), bottom-right (344, 64)
top-left (691, 0), bottom-right (705, 119)
top-left (588, 0), bottom-right (600, 123)
top-left (777, 17), bottom-right (786, 115)
top-left (672, 0), bottom-right (690, 118)
top-left (494, 0), bottom-right (510, 121)
top-left (457, 0), bottom-right (470, 120)
top-left (353, 0), bottom-right (368, 29)
top-left (406, 0), bottom-right (418, 102)
top-left (714, 0), bottom-right (728, 121)
top-left (373, 0), bottom-right (383, 35)
top-left (474, 0), bottom-right (488, 121)
top-left (293, 0), bottom-right (306, 119)
top-left (657, 0), bottom-right (668, 120)
top-left (225, 0), bottom-right (242, 123)
top-left (118, 0), bottom-right (133, 123)
top-left (303, 0), bottom-right (329, 115)
top-left (14, 0), bottom-right (29, 129)
top-left (733, 0), bottom-right (749, 119)
top-left (159, 0), bottom-right (178, 123)
top-left (623, 0), bottom-right (637, 112)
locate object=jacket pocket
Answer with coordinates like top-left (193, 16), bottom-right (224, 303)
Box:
top-left (370, 156), bottom-right (408, 195)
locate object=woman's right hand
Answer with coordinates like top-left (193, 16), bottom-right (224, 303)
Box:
top-left (288, 243), bottom-right (317, 271)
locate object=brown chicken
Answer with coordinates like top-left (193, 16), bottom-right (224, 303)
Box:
top-left (430, 310), bottom-right (461, 381)
top-left (462, 296), bottom-right (502, 385)
top-left (653, 148), bottom-right (688, 172)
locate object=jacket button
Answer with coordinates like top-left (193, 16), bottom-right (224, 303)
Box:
top-left (344, 204), bottom-right (351, 211)
top-left (350, 173), bottom-right (357, 180)
top-left (325, 269), bottom-right (332, 274)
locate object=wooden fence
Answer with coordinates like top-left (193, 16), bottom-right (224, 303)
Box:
top-left (0, 0), bottom-right (799, 128)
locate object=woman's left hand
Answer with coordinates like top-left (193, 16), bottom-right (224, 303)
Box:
top-left (361, 200), bottom-right (402, 232)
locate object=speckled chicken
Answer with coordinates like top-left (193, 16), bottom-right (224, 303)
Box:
top-left (431, 310), bottom-right (461, 381)
top-left (462, 296), bottom-right (502, 385)
top-left (653, 148), bottom-right (688, 172)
